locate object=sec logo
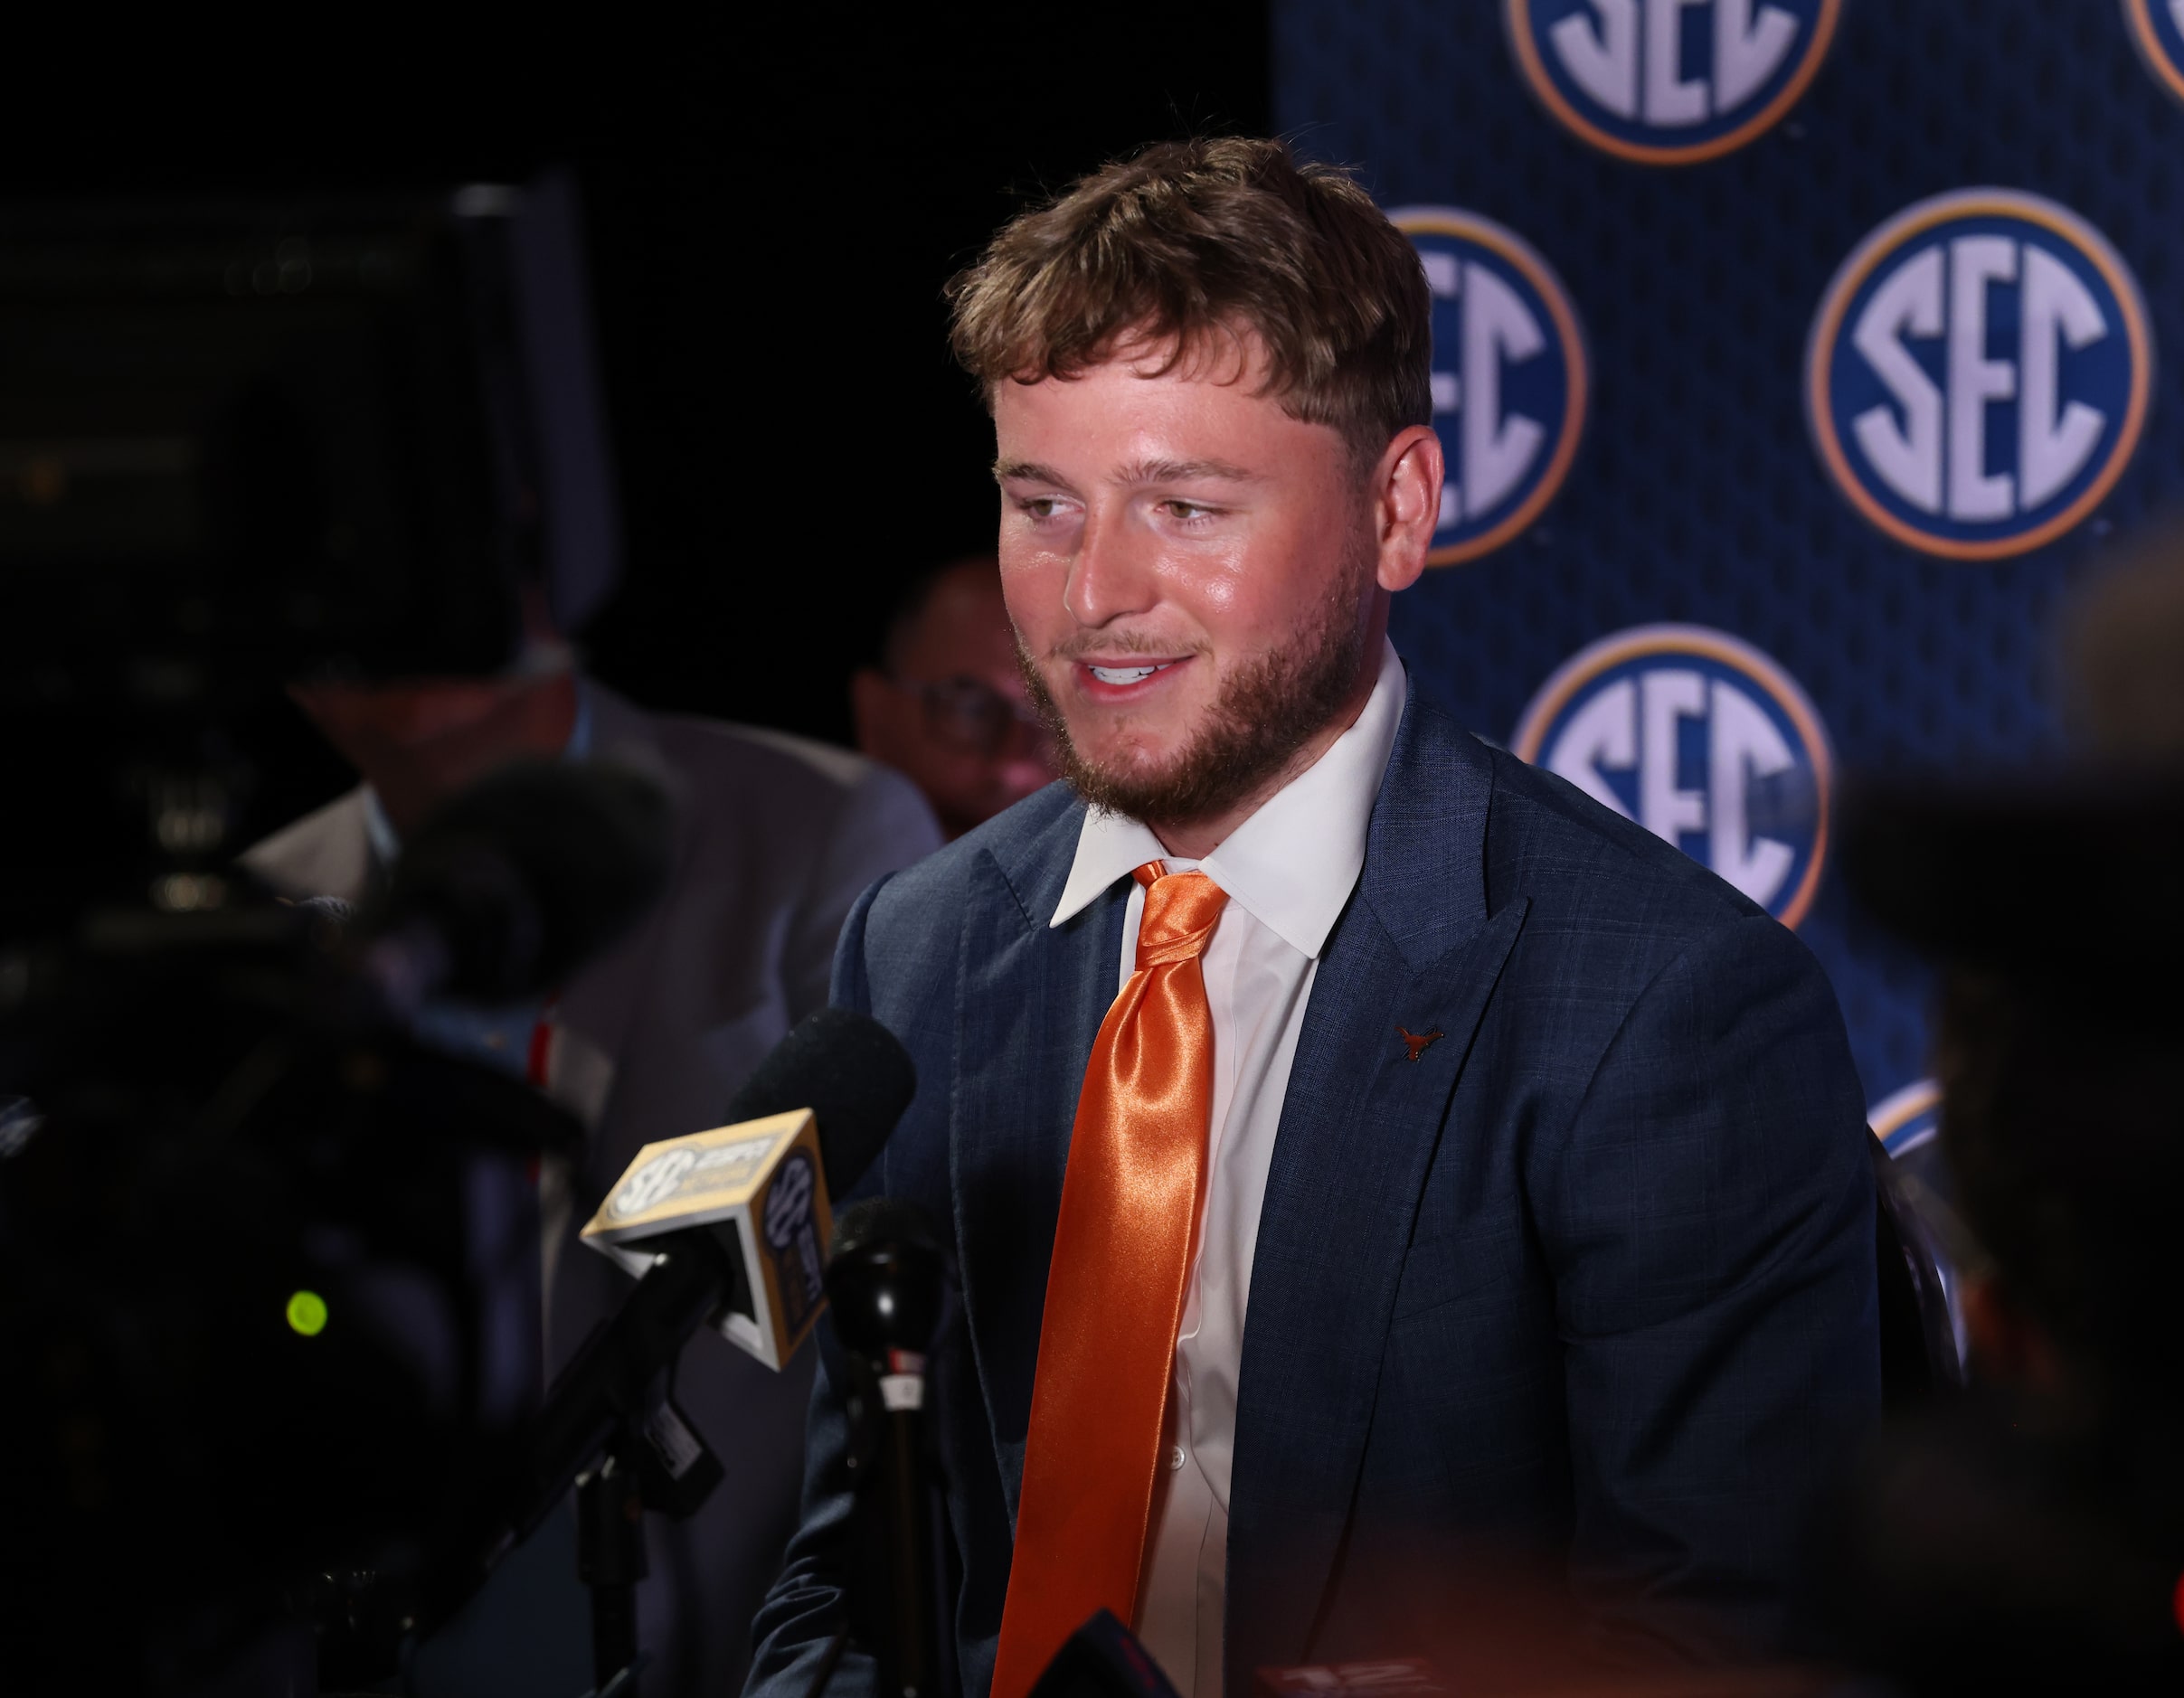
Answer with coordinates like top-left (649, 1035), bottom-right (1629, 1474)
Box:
top-left (1807, 189), bottom-right (2155, 561)
top-left (1868, 1079), bottom-right (1940, 1161)
top-left (1504, 0), bottom-right (1840, 165)
top-left (1392, 207), bottom-right (1587, 566)
top-left (761, 1150), bottom-right (817, 1251)
top-left (2123, 0), bottom-right (2184, 107)
top-left (1512, 625), bottom-right (1833, 928)
top-left (610, 1147), bottom-right (698, 1219)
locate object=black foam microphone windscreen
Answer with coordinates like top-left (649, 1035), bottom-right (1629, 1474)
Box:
top-left (721, 1005), bottom-right (917, 1197)
top-left (382, 759), bottom-right (673, 1003)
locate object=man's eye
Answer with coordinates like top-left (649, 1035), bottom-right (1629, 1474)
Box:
top-left (1019, 497), bottom-right (1064, 520)
top-left (1163, 500), bottom-right (1216, 522)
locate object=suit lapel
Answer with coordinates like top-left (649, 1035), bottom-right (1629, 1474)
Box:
top-left (1226, 704), bottom-right (1528, 1685)
top-left (950, 802), bottom-right (1126, 1523)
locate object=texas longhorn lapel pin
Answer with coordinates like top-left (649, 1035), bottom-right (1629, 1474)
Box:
top-left (1397, 1025), bottom-right (1444, 1062)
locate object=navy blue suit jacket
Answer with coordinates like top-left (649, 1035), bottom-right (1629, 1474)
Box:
top-left (750, 694), bottom-right (1877, 1697)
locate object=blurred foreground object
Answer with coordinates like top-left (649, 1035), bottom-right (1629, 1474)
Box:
top-left (0, 175), bottom-right (630, 1695)
top-left (1814, 943), bottom-right (2184, 1693)
top-left (252, 676), bottom-right (941, 1696)
top-left (852, 555), bottom-right (1057, 837)
top-left (1842, 772), bottom-right (2184, 974)
top-left (1829, 723), bottom-right (2184, 1687)
top-left (156, 173), bottom-right (944, 1694)
top-left (0, 172), bottom-right (940, 1694)
top-left (0, 752), bottom-right (678, 1693)
top-left (2061, 519), bottom-right (2184, 760)
top-left (0, 174), bottom-right (614, 940)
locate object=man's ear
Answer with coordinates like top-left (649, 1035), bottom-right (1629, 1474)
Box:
top-left (850, 668), bottom-right (895, 759)
top-left (1372, 425), bottom-right (1445, 594)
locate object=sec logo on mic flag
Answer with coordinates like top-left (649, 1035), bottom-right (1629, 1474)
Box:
top-left (1391, 206), bottom-right (1587, 567)
top-left (1513, 625), bottom-right (1834, 929)
top-left (1504, 0), bottom-right (1841, 165)
top-left (2123, 0), bottom-right (2184, 107)
top-left (1806, 188), bottom-right (2156, 561)
top-left (761, 1147), bottom-right (826, 1335)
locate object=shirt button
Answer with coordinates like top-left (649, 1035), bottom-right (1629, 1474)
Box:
top-left (1168, 1445), bottom-right (1186, 1472)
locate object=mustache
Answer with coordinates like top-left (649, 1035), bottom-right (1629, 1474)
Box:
top-left (1035, 631), bottom-right (1212, 664)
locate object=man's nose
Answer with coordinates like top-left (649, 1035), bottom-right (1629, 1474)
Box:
top-left (1062, 501), bottom-right (1159, 629)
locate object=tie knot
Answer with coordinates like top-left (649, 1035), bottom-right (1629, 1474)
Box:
top-left (1132, 863), bottom-right (1227, 969)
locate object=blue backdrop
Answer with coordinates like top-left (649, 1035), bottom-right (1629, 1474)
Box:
top-left (1275, 0), bottom-right (2184, 1115)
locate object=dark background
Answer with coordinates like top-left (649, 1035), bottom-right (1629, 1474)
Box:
top-left (0, 14), bottom-right (1268, 829)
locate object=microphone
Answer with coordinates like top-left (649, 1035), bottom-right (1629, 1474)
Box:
top-left (485, 1007), bottom-right (915, 1555)
top-left (1252, 1661), bottom-right (1449, 1698)
top-left (581, 1108), bottom-right (822, 1368)
top-left (826, 1198), bottom-right (950, 1698)
top-left (379, 1010), bottom-right (912, 1683)
top-left (577, 1005), bottom-right (912, 1367)
top-left (1026, 1611), bottom-right (1182, 1698)
top-left (1024, 1618), bottom-right (1449, 1698)
top-left (360, 759), bottom-right (673, 1014)
top-left (1028, 1627), bottom-right (1446, 1698)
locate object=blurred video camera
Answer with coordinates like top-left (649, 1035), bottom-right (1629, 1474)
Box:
top-left (0, 173), bottom-right (619, 935)
top-left (0, 177), bottom-right (648, 1693)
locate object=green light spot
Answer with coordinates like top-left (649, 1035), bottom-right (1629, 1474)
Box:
top-left (286, 1289), bottom-right (328, 1337)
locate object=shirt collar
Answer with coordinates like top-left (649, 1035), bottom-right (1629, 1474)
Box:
top-left (1048, 638), bottom-right (1406, 959)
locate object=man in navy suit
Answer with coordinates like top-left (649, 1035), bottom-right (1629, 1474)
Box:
top-left (751, 138), bottom-right (1877, 1698)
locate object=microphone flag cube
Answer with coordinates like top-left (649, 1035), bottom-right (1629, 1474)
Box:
top-left (580, 1108), bottom-right (831, 1369)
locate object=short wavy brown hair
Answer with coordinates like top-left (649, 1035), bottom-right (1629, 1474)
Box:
top-left (947, 137), bottom-right (1432, 465)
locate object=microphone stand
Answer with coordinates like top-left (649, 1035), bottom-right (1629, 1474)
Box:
top-left (421, 1225), bottom-right (739, 1697)
top-left (878, 1348), bottom-right (938, 1698)
top-left (823, 1201), bottom-right (952, 1698)
top-left (575, 1423), bottom-right (649, 1697)
top-left (320, 1003), bottom-right (916, 1691)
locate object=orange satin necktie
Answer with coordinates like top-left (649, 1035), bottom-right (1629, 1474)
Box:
top-left (991, 862), bottom-right (1229, 1698)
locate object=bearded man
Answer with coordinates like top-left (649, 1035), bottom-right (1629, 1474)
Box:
top-left (750, 139), bottom-right (1877, 1698)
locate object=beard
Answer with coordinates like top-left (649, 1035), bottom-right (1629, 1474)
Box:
top-left (1017, 546), bottom-right (1376, 830)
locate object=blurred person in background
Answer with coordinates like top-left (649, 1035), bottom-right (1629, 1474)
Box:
top-left (853, 554), bottom-right (1059, 836)
top-left (245, 598), bottom-right (942, 1696)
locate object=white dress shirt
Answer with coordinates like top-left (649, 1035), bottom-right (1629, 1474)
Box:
top-left (1046, 639), bottom-right (1408, 1698)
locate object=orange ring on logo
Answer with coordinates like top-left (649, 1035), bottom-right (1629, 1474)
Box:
top-left (1805, 188), bottom-right (2156, 561)
top-left (1393, 207), bottom-right (1589, 569)
top-left (1867, 1079), bottom-right (1942, 1150)
top-left (1504, 0), bottom-right (1842, 165)
top-left (1511, 623), bottom-right (1835, 930)
top-left (2123, 0), bottom-right (2184, 106)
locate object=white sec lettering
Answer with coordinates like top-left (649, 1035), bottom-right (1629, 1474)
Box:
top-left (1850, 244), bottom-right (1944, 514)
top-left (1945, 234), bottom-right (2017, 522)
